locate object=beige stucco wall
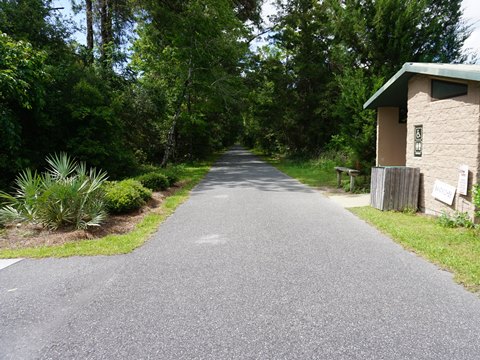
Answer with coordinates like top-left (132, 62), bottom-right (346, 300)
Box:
top-left (405, 74), bottom-right (480, 216)
top-left (376, 107), bottom-right (407, 166)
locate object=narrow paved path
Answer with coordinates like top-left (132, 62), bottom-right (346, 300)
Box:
top-left (1, 147), bottom-right (480, 359)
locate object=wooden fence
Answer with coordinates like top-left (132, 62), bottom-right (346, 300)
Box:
top-left (370, 167), bottom-right (420, 211)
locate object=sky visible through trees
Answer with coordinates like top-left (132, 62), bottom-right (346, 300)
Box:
top-left (260, 0), bottom-right (479, 59)
top-left (55, 0), bottom-right (480, 59)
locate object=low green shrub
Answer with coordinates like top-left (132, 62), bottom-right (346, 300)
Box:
top-left (137, 164), bottom-right (160, 175)
top-left (437, 210), bottom-right (475, 229)
top-left (104, 179), bottom-right (152, 214)
top-left (136, 164), bottom-right (182, 186)
top-left (136, 172), bottom-right (170, 191)
top-left (162, 167), bottom-right (181, 185)
top-left (125, 179), bottom-right (152, 201)
top-left (473, 184), bottom-right (480, 218)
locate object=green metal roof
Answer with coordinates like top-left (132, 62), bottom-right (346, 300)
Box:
top-left (363, 63), bottom-right (480, 110)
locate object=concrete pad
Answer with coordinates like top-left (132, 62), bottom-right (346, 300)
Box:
top-left (0, 259), bottom-right (23, 271)
top-left (325, 193), bottom-right (370, 208)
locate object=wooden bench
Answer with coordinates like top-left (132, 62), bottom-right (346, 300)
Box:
top-left (334, 167), bottom-right (360, 192)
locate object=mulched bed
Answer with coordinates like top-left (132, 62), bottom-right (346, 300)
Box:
top-left (0, 183), bottom-right (182, 250)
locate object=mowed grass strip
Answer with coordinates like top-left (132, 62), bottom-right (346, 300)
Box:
top-left (0, 160), bottom-right (213, 258)
top-left (252, 151), bottom-right (338, 188)
top-left (351, 206), bottom-right (480, 293)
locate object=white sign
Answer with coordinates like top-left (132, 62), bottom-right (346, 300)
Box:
top-left (457, 165), bottom-right (469, 196)
top-left (432, 180), bottom-right (456, 205)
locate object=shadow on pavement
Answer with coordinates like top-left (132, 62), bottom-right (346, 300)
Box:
top-left (193, 146), bottom-right (314, 194)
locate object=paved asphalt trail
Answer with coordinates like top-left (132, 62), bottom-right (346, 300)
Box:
top-left (1, 147), bottom-right (480, 359)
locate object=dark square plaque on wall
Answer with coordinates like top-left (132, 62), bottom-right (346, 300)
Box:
top-left (414, 125), bottom-right (423, 157)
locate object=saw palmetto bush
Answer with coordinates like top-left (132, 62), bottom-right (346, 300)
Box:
top-left (0, 153), bottom-right (108, 230)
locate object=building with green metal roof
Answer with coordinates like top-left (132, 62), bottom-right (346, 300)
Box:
top-left (364, 62), bottom-right (480, 216)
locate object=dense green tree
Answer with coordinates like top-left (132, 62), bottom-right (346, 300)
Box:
top-left (234, 0), bottom-right (263, 24)
top-left (0, 0), bottom-right (474, 190)
top-left (244, 0), bottom-right (337, 156)
top-left (0, 33), bottom-right (46, 188)
top-left (242, 47), bottom-right (290, 153)
top-left (326, 0), bottom-right (469, 166)
top-left (0, 0), bottom-right (69, 49)
top-left (133, 0), bottom-right (250, 164)
top-left (0, 0), bottom-right (138, 186)
top-left (71, 0), bottom-right (134, 67)
top-left (274, 0), bottom-right (334, 154)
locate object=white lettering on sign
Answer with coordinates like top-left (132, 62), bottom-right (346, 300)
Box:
top-left (457, 165), bottom-right (469, 196)
top-left (432, 180), bottom-right (456, 205)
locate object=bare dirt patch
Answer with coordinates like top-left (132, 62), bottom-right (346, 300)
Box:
top-left (0, 185), bottom-right (182, 250)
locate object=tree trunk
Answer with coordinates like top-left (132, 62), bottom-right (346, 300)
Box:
top-left (99, 0), bottom-right (111, 66)
top-left (86, 0), bottom-right (94, 64)
top-left (161, 65), bottom-right (193, 168)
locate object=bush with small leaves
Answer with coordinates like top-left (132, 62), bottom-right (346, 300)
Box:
top-left (162, 166), bottom-right (182, 185)
top-left (104, 180), bottom-right (152, 214)
top-left (125, 179), bottom-right (152, 201)
top-left (136, 172), bottom-right (170, 191)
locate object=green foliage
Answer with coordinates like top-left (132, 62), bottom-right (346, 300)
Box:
top-left (244, 0), bottom-right (469, 165)
top-left (472, 184), bottom-right (480, 219)
top-left (162, 165), bottom-right (183, 185)
top-left (136, 164), bottom-right (181, 185)
top-left (112, 80), bottom-right (168, 165)
top-left (104, 179), bottom-right (152, 214)
top-left (339, 176), bottom-right (370, 194)
top-left (0, 33), bottom-right (47, 109)
top-left (324, 0), bottom-right (468, 164)
top-left (329, 69), bottom-right (384, 167)
top-left (0, 157), bottom-right (215, 258)
top-left (0, 0), bottom-right (69, 49)
top-left (244, 0), bottom-right (338, 156)
top-left (0, 33), bottom-right (47, 189)
top-left (256, 150), bottom-right (340, 188)
top-left (133, 0), bottom-right (249, 162)
top-left (65, 75), bottom-right (139, 178)
top-left (0, 153), bottom-right (108, 230)
top-left (437, 210), bottom-right (475, 229)
top-left (0, 0), bottom-right (472, 191)
top-left (0, 1), bottom-right (140, 189)
top-left (136, 172), bottom-right (170, 191)
top-left (402, 207), bottom-right (418, 215)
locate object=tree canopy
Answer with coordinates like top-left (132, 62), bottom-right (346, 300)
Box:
top-left (0, 0), bottom-right (472, 189)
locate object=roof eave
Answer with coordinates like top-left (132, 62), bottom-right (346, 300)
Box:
top-left (363, 62), bottom-right (480, 110)
top-left (363, 64), bottom-right (409, 110)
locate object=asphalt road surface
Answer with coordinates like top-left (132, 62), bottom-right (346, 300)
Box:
top-left (1, 147), bottom-right (480, 359)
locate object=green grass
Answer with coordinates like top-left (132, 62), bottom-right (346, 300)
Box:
top-left (253, 150), bottom-right (370, 191)
top-left (351, 207), bottom-right (480, 293)
top-left (252, 150), bottom-right (338, 188)
top-left (0, 160), bottom-right (214, 258)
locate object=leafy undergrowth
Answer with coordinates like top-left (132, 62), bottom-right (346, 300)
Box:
top-left (351, 207), bottom-right (480, 293)
top-left (0, 160), bottom-right (213, 258)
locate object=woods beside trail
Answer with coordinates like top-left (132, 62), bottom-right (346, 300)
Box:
top-left (0, 0), bottom-right (473, 190)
